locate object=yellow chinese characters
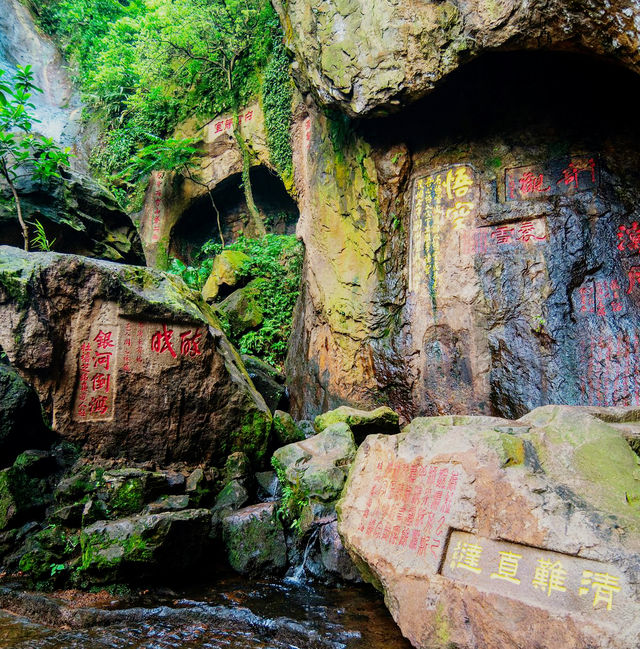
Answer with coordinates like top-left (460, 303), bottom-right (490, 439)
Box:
top-left (445, 167), bottom-right (473, 200)
top-left (579, 570), bottom-right (620, 611)
top-left (490, 551), bottom-right (523, 585)
top-left (450, 541), bottom-right (483, 574)
top-left (532, 558), bottom-right (568, 596)
top-left (444, 166), bottom-right (474, 230)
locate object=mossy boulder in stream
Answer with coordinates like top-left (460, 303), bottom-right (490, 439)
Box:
top-left (80, 508), bottom-right (211, 582)
top-left (273, 422), bottom-right (357, 502)
top-left (221, 502), bottom-right (286, 576)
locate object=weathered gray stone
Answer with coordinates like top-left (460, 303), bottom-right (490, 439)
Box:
top-left (221, 502), bottom-right (287, 576)
top-left (273, 422), bottom-right (356, 502)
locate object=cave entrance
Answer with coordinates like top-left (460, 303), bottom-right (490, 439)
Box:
top-left (170, 165), bottom-right (299, 264)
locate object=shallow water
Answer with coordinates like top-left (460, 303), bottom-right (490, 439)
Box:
top-left (0, 575), bottom-right (413, 649)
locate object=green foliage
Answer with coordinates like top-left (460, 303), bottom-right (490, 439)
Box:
top-left (167, 233), bottom-right (303, 368)
top-left (271, 456), bottom-right (309, 534)
top-left (36, 0), bottom-right (286, 190)
top-left (0, 65), bottom-right (71, 249)
top-left (262, 43), bottom-right (293, 184)
top-left (31, 219), bottom-right (56, 251)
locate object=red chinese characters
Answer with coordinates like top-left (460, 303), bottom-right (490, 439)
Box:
top-left (556, 158), bottom-right (596, 190)
top-left (76, 325), bottom-right (118, 420)
top-left (360, 459), bottom-right (460, 563)
top-left (618, 222), bottom-right (640, 254)
top-left (627, 267), bottom-right (640, 294)
top-left (519, 172), bottom-right (550, 196)
top-left (151, 324), bottom-right (204, 358)
top-left (212, 109), bottom-right (254, 135)
top-left (576, 279), bottom-right (623, 316)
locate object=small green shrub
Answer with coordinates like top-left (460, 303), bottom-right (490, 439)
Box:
top-left (271, 456), bottom-right (309, 534)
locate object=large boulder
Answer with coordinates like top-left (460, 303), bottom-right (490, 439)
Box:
top-left (0, 247), bottom-right (271, 466)
top-left (221, 502), bottom-right (287, 576)
top-left (315, 406), bottom-right (400, 443)
top-left (0, 362), bottom-right (51, 467)
top-left (218, 280), bottom-right (264, 335)
top-left (202, 250), bottom-right (251, 301)
top-left (80, 509), bottom-right (211, 581)
top-left (273, 422), bottom-right (356, 502)
top-left (0, 171), bottom-right (144, 264)
top-left (274, 0), bottom-right (640, 117)
top-left (337, 405), bottom-right (640, 649)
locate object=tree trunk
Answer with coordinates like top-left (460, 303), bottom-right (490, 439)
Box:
top-left (233, 111), bottom-right (266, 237)
top-left (5, 171), bottom-right (29, 251)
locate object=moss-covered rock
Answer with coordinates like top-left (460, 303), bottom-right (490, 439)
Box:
top-left (202, 250), bottom-right (251, 301)
top-left (221, 502), bottom-right (286, 576)
top-left (315, 405), bottom-right (400, 443)
top-left (0, 465), bottom-right (48, 531)
top-left (80, 509), bottom-right (211, 582)
top-left (273, 422), bottom-right (357, 502)
top-left (273, 410), bottom-right (304, 446)
top-left (0, 364), bottom-right (51, 468)
top-left (218, 279), bottom-right (265, 335)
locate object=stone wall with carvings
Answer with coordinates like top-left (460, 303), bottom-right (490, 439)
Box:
top-left (286, 52), bottom-right (640, 421)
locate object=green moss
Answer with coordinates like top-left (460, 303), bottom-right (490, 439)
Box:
top-left (109, 478), bottom-right (145, 516)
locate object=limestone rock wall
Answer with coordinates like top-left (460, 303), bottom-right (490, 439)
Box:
top-left (274, 0), bottom-right (640, 117)
top-left (286, 52), bottom-right (640, 421)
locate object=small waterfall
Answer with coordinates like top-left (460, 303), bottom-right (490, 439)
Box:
top-left (286, 526), bottom-right (319, 583)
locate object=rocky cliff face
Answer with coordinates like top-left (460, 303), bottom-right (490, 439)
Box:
top-left (273, 0), bottom-right (640, 117)
top-left (284, 16), bottom-right (640, 421)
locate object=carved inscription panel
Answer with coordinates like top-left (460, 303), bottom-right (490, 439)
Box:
top-left (443, 531), bottom-right (627, 616)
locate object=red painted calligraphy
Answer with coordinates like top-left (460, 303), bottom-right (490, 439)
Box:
top-left (150, 324), bottom-right (177, 358)
top-left (618, 222), bottom-right (640, 253)
top-left (627, 267), bottom-right (640, 294)
top-left (179, 328), bottom-right (203, 357)
top-left (519, 172), bottom-right (550, 195)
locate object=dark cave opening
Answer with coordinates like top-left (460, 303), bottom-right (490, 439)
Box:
top-left (361, 50), bottom-right (640, 149)
top-left (170, 165), bottom-right (299, 264)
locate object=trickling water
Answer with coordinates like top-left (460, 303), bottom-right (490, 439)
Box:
top-left (0, 574), bottom-right (413, 649)
top-left (286, 527), bottom-right (320, 584)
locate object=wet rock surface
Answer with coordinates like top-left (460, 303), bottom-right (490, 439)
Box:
top-left (0, 574), bottom-right (413, 649)
top-left (287, 52), bottom-right (640, 421)
top-left (0, 247), bottom-right (271, 466)
top-left (337, 405), bottom-right (640, 649)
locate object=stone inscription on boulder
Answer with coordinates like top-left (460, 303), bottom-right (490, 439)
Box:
top-left (505, 155), bottom-right (598, 201)
top-left (444, 531), bottom-right (626, 616)
top-left (337, 410), bottom-right (640, 649)
top-left (409, 164), bottom-right (478, 292)
top-left (356, 458), bottom-right (461, 568)
top-left (73, 320), bottom-right (205, 422)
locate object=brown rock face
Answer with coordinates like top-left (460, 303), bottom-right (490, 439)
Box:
top-left (0, 246), bottom-right (271, 466)
top-left (337, 405), bottom-right (640, 649)
top-left (274, 0), bottom-right (640, 117)
top-left (286, 51), bottom-right (640, 421)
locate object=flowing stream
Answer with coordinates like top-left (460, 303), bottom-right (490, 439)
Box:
top-left (0, 574), bottom-right (413, 649)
